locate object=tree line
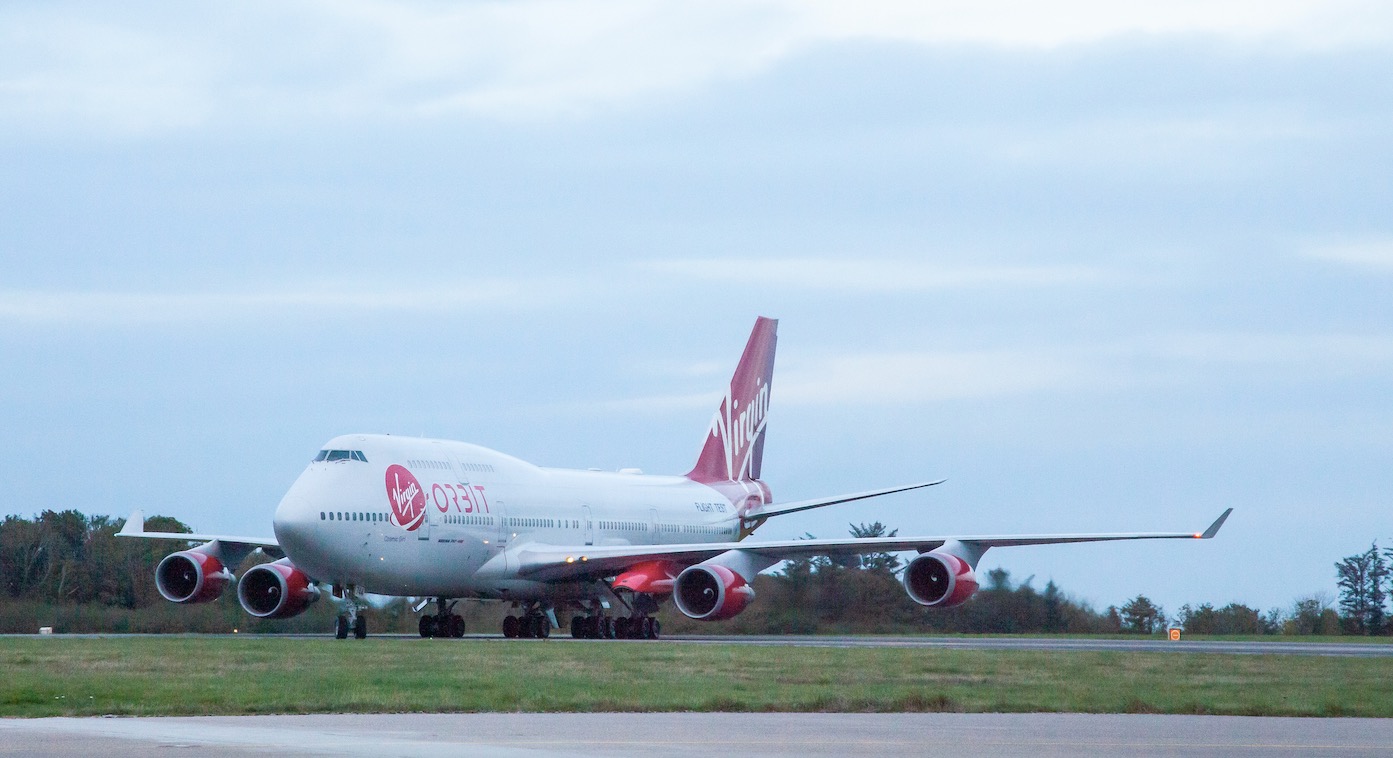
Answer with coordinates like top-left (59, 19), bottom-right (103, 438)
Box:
top-left (0, 510), bottom-right (1373, 636)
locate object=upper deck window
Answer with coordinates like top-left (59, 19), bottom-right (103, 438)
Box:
top-left (314, 450), bottom-right (368, 463)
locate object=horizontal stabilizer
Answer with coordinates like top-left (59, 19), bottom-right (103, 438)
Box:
top-left (746, 480), bottom-right (946, 520)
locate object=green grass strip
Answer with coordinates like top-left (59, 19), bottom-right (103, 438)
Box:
top-left (3, 637), bottom-right (1390, 718)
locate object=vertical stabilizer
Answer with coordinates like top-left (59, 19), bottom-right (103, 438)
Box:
top-left (687, 317), bottom-right (778, 484)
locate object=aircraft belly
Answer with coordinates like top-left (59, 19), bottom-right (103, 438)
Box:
top-left (362, 531), bottom-right (496, 597)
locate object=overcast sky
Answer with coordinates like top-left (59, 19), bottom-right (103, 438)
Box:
top-left (3, 1), bottom-right (1391, 615)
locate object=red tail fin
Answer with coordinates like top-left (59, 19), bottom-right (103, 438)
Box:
top-left (686, 317), bottom-right (778, 484)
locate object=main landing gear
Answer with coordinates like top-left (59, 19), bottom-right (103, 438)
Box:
top-left (502, 606), bottom-right (552, 639)
top-left (569, 614), bottom-right (660, 640)
top-left (334, 585), bottom-right (368, 639)
top-left (418, 598), bottom-right (466, 638)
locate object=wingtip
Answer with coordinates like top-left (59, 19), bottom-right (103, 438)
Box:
top-left (117, 509), bottom-right (145, 536)
top-left (1200, 508), bottom-right (1233, 539)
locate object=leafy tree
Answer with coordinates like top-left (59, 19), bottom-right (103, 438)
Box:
top-left (1176, 602), bottom-right (1269, 635)
top-left (1336, 543), bottom-right (1388, 635)
top-left (848, 521), bottom-right (900, 575)
top-left (1284, 593), bottom-right (1340, 635)
top-left (1119, 595), bottom-right (1165, 634)
top-left (1042, 580), bottom-right (1064, 632)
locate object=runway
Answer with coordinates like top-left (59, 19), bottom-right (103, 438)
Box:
top-left (4, 712), bottom-right (1392, 757)
top-left (10, 632), bottom-right (1392, 657)
top-left (664, 634), bottom-right (1393, 657)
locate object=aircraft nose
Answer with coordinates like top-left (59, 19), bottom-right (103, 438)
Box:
top-left (273, 478), bottom-right (322, 559)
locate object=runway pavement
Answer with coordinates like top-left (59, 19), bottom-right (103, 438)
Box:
top-left (662, 634), bottom-right (1393, 657)
top-left (4, 712), bottom-right (1393, 757)
top-left (9, 632), bottom-right (1393, 657)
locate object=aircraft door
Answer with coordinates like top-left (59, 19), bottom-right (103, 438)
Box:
top-left (649, 508), bottom-right (658, 545)
top-left (582, 505), bottom-right (593, 546)
top-left (419, 498), bottom-right (440, 542)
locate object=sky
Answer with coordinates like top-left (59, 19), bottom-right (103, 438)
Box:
top-left (2, 1), bottom-right (1391, 616)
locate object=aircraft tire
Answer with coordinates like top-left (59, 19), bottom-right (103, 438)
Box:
top-left (353, 615), bottom-right (367, 639)
top-left (335, 615), bottom-right (349, 639)
top-left (502, 614), bottom-right (520, 638)
top-left (419, 615), bottom-right (436, 638)
top-left (570, 616), bottom-right (583, 638)
top-left (449, 614), bottom-right (465, 638)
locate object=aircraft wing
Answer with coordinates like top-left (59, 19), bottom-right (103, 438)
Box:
top-left (514, 508), bottom-right (1232, 582)
top-left (116, 509), bottom-right (283, 557)
top-left (743, 480), bottom-right (946, 520)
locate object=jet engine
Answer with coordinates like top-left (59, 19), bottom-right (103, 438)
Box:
top-left (237, 558), bottom-right (320, 619)
top-left (155, 549), bottom-right (231, 604)
top-left (903, 550), bottom-right (979, 608)
top-left (672, 564), bottom-right (754, 620)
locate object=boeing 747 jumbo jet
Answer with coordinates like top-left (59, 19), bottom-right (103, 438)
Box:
top-left (120, 317), bottom-right (1230, 639)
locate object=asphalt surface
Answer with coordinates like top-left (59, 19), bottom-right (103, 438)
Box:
top-left (5, 713), bottom-right (1393, 757)
top-left (8, 633), bottom-right (1393, 657)
top-left (665, 634), bottom-right (1393, 657)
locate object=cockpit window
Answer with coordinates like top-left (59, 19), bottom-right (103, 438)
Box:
top-left (315, 450), bottom-right (368, 463)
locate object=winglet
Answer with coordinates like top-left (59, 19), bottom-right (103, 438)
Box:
top-left (1199, 508), bottom-right (1232, 539)
top-left (118, 509), bottom-right (146, 536)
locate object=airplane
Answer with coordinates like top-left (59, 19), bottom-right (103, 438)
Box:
top-left (119, 316), bottom-right (1231, 640)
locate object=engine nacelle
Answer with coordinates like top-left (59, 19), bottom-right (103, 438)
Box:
top-left (903, 551), bottom-right (979, 608)
top-left (237, 558), bottom-right (320, 619)
top-left (672, 564), bottom-right (754, 621)
top-left (155, 550), bottom-right (231, 604)
top-left (613, 560), bottom-right (681, 594)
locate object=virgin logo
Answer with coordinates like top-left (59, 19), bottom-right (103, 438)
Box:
top-left (707, 378), bottom-right (771, 480)
top-left (385, 464), bottom-right (426, 531)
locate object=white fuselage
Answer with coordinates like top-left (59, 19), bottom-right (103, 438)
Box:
top-left (272, 434), bottom-right (747, 600)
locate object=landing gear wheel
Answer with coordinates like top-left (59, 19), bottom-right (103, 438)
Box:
top-left (641, 617), bottom-right (655, 639)
top-left (335, 615), bottom-right (349, 639)
top-left (651, 618), bottom-right (661, 639)
top-left (536, 616), bottom-right (551, 639)
top-left (503, 614), bottom-right (521, 638)
top-left (570, 616), bottom-right (583, 638)
top-left (419, 615), bottom-right (436, 638)
top-left (615, 617), bottom-right (631, 639)
top-left (605, 616), bottom-right (617, 639)
top-left (353, 615), bottom-right (367, 639)
top-left (449, 614), bottom-right (465, 638)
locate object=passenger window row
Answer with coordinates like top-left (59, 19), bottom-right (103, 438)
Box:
top-left (321, 511), bottom-right (385, 522)
top-left (445, 514), bottom-right (494, 526)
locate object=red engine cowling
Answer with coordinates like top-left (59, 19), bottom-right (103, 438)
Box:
top-left (672, 564), bottom-right (754, 620)
top-left (613, 560), bottom-right (681, 594)
top-left (903, 551), bottom-right (979, 608)
top-left (155, 550), bottom-right (231, 604)
top-left (237, 558), bottom-right (320, 619)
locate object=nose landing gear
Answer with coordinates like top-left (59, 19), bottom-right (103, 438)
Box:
top-left (334, 585), bottom-right (369, 639)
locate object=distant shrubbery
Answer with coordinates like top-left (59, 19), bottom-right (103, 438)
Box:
top-left (0, 511), bottom-right (1378, 636)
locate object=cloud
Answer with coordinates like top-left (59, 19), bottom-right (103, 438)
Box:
top-left (602, 331), bottom-right (1393, 412)
top-left (0, 280), bottom-right (553, 325)
top-left (642, 259), bottom-right (1111, 292)
top-left (3, 1), bottom-right (1389, 133)
top-left (1303, 239), bottom-right (1393, 271)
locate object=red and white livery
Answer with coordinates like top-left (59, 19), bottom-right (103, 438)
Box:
top-left (121, 317), bottom-right (1230, 639)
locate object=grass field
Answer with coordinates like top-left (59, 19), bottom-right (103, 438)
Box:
top-left (3, 636), bottom-right (1391, 718)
